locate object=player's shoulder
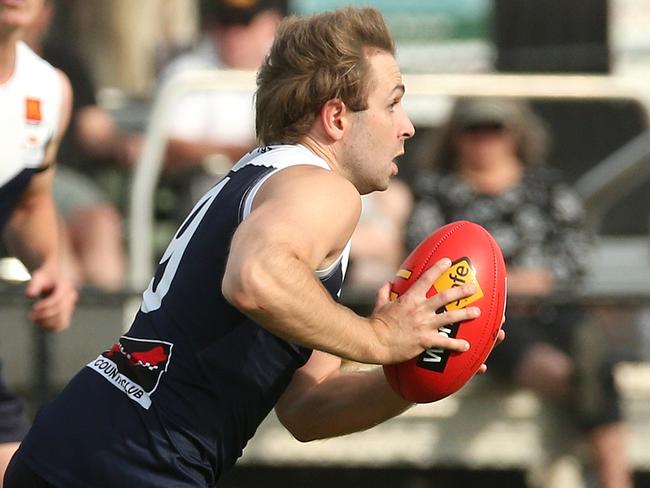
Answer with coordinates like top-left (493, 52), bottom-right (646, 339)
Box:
top-left (249, 150), bottom-right (361, 217)
top-left (16, 41), bottom-right (59, 80)
top-left (55, 69), bottom-right (72, 100)
top-left (267, 162), bottom-right (359, 202)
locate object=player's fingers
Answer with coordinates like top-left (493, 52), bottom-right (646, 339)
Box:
top-left (427, 283), bottom-right (476, 311)
top-left (406, 258), bottom-right (451, 298)
top-left (495, 328), bottom-right (506, 345)
top-left (31, 305), bottom-right (71, 332)
top-left (30, 288), bottom-right (63, 313)
top-left (30, 302), bottom-right (62, 322)
top-left (432, 307), bottom-right (480, 328)
top-left (425, 334), bottom-right (469, 353)
top-left (31, 284), bottom-right (77, 314)
top-left (476, 364), bottom-right (488, 375)
top-left (25, 273), bottom-right (53, 299)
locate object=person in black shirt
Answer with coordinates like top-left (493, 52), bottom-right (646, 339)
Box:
top-left (407, 97), bottom-right (632, 488)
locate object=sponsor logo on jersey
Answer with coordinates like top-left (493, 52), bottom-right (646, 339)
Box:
top-left (25, 98), bottom-right (42, 123)
top-left (87, 336), bottom-right (173, 409)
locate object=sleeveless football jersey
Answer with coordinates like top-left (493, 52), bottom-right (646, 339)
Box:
top-left (18, 145), bottom-right (352, 487)
top-left (0, 41), bottom-right (61, 231)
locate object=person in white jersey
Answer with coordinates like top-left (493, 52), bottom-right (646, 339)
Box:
top-left (0, 0), bottom-right (76, 483)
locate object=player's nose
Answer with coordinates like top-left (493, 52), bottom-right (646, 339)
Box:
top-left (400, 111), bottom-right (415, 140)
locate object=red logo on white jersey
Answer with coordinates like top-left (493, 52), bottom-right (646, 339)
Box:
top-left (25, 98), bottom-right (42, 123)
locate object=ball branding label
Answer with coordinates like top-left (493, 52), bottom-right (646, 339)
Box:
top-left (432, 257), bottom-right (483, 309)
top-left (391, 257), bottom-right (484, 373)
top-left (417, 257), bottom-right (482, 372)
top-left (417, 323), bottom-right (461, 372)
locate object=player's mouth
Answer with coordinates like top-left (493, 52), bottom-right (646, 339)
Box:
top-left (391, 153), bottom-right (404, 176)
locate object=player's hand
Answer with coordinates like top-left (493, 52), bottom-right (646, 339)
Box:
top-left (369, 258), bottom-right (481, 364)
top-left (26, 268), bottom-right (78, 332)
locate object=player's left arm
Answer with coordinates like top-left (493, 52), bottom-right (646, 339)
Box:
top-left (276, 347), bottom-right (412, 442)
top-left (276, 280), bottom-right (504, 442)
top-left (275, 282), bottom-right (505, 442)
top-left (277, 347), bottom-right (500, 443)
top-left (4, 70), bottom-right (77, 331)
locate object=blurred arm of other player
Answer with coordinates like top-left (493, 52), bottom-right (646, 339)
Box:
top-left (3, 70), bottom-right (78, 331)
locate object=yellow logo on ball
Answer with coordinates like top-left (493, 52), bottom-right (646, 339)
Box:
top-left (390, 258), bottom-right (483, 309)
top-left (434, 258), bottom-right (483, 310)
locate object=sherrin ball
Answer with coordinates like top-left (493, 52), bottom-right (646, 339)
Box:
top-left (383, 221), bottom-right (507, 403)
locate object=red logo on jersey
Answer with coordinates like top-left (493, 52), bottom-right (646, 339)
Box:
top-left (105, 343), bottom-right (169, 370)
top-left (25, 98), bottom-right (42, 123)
top-left (87, 336), bottom-right (173, 409)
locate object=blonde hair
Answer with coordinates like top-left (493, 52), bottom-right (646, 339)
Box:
top-left (255, 7), bottom-right (395, 145)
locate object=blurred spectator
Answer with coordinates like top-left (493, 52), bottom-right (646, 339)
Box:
top-left (407, 97), bottom-right (633, 488)
top-left (151, 0), bottom-right (286, 210)
top-left (22, 0), bottom-right (126, 290)
top-left (347, 180), bottom-right (413, 291)
top-left (0, 0), bottom-right (77, 481)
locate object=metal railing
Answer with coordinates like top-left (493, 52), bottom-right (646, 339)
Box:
top-left (575, 129), bottom-right (650, 230)
top-left (128, 70), bottom-right (650, 289)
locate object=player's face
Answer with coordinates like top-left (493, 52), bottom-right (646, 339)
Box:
top-left (342, 50), bottom-right (414, 194)
top-left (0, 0), bottom-right (44, 31)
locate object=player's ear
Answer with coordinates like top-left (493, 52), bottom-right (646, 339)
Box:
top-left (320, 98), bottom-right (347, 141)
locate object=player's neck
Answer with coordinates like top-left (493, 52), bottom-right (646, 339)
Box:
top-left (299, 136), bottom-right (337, 172)
top-left (0, 37), bottom-right (18, 85)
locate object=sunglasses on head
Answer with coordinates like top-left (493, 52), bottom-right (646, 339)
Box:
top-left (460, 122), bottom-right (507, 134)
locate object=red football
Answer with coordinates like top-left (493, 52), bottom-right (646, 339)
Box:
top-left (383, 221), bottom-right (507, 403)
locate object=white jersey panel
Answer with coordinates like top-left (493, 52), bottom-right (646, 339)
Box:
top-left (0, 41), bottom-right (62, 187)
top-left (236, 145), bottom-right (351, 279)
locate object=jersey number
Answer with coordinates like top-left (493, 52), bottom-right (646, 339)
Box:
top-left (141, 178), bottom-right (230, 313)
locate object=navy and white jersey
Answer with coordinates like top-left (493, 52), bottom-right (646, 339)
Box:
top-left (0, 41), bottom-right (62, 232)
top-left (17, 145), bottom-right (351, 488)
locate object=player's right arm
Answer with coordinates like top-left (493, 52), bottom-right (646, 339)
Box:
top-left (4, 70), bottom-right (77, 331)
top-left (222, 165), bottom-right (480, 364)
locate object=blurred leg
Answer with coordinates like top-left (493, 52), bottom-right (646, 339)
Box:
top-left (53, 167), bottom-right (126, 290)
top-left (588, 423), bottom-right (633, 488)
top-left (513, 342), bottom-right (575, 401)
top-left (68, 204), bottom-right (125, 290)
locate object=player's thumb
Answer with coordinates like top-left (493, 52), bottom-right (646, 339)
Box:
top-left (25, 270), bottom-right (51, 299)
top-left (374, 282), bottom-right (393, 310)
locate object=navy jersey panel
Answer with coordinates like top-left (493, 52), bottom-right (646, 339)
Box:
top-left (19, 370), bottom-right (212, 488)
top-left (0, 168), bottom-right (39, 233)
top-left (17, 147), bottom-right (347, 487)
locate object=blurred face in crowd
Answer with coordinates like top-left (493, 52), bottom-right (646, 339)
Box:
top-left (453, 122), bottom-right (518, 170)
top-left (213, 10), bottom-right (282, 70)
top-left (340, 49), bottom-right (415, 194)
top-left (0, 0), bottom-right (44, 33)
